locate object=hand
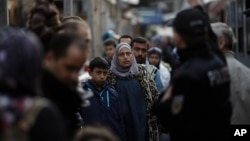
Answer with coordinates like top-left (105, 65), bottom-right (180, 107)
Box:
top-left (161, 85), bottom-right (173, 102)
top-left (188, 0), bottom-right (201, 7)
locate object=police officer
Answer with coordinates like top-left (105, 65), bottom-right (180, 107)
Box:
top-left (152, 7), bottom-right (231, 141)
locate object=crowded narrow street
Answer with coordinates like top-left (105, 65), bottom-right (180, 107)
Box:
top-left (0, 0), bottom-right (250, 141)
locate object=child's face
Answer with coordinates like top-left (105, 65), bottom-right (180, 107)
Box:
top-left (104, 45), bottom-right (115, 59)
top-left (89, 67), bottom-right (108, 87)
top-left (148, 53), bottom-right (160, 66)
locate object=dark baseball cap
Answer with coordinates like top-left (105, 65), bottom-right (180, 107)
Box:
top-left (173, 8), bottom-right (209, 39)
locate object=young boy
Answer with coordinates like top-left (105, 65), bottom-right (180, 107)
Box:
top-left (103, 39), bottom-right (116, 66)
top-left (79, 57), bottom-right (125, 141)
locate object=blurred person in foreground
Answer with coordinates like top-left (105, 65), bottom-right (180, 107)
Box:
top-left (152, 6), bottom-right (231, 141)
top-left (212, 22), bottom-right (250, 124)
top-left (188, 0), bottom-right (228, 63)
top-left (0, 27), bottom-right (67, 141)
top-left (59, 16), bottom-right (92, 61)
top-left (107, 42), bottom-right (159, 141)
top-left (42, 33), bottom-right (88, 139)
top-left (60, 16), bottom-right (93, 82)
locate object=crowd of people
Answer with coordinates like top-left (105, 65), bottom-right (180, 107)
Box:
top-left (0, 0), bottom-right (250, 141)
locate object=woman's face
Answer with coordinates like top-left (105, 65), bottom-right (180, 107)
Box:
top-left (118, 47), bottom-right (133, 68)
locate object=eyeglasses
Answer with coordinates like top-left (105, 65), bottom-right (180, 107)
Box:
top-left (118, 52), bottom-right (132, 57)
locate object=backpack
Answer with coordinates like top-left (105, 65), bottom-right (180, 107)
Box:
top-left (2, 97), bottom-right (50, 141)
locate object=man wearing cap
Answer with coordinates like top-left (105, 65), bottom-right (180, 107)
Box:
top-left (153, 7), bottom-right (231, 141)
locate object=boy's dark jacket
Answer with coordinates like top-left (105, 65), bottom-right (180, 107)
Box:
top-left (79, 80), bottom-right (126, 141)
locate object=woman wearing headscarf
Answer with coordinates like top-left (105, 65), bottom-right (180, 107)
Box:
top-left (107, 43), bottom-right (159, 141)
top-left (0, 27), bottom-right (68, 141)
top-left (148, 47), bottom-right (171, 91)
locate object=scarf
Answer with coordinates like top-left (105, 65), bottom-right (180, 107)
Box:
top-left (110, 42), bottom-right (139, 78)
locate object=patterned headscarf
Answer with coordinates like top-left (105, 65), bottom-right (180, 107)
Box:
top-left (110, 42), bottom-right (139, 78)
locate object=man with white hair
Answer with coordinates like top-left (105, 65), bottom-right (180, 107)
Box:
top-left (212, 22), bottom-right (250, 125)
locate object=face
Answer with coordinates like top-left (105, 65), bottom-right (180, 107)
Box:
top-left (104, 45), bottom-right (115, 59)
top-left (120, 38), bottom-right (132, 45)
top-left (149, 54), bottom-right (160, 66)
top-left (89, 68), bottom-right (108, 87)
top-left (132, 42), bottom-right (147, 64)
top-left (173, 30), bottom-right (186, 50)
top-left (118, 47), bottom-right (133, 68)
top-left (78, 26), bottom-right (91, 46)
top-left (46, 46), bottom-right (87, 87)
top-left (218, 36), bottom-right (226, 51)
top-left (78, 26), bottom-right (91, 58)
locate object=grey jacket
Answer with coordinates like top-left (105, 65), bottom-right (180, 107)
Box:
top-left (225, 51), bottom-right (250, 124)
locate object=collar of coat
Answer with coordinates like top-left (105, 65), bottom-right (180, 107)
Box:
top-left (223, 50), bottom-right (235, 58)
top-left (41, 70), bottom-right (82, 113)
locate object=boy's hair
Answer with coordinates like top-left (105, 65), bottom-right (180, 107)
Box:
top-left (89, 57), bottom-right (109, 71)
top-left (103, 39), bottom-right (116, 48)
top-left (48, 33), bottom-right (86, 58)
top-left (131, 37), bottom-right (150, 49)
top-left (118, 35), bottom-right (133, 43)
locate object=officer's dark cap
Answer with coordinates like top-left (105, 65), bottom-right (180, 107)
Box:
top-left (173, 8), bottom-right (209, 44)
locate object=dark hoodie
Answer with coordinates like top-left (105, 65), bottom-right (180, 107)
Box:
top-left (0, 27), bottom-right (68, 141)
top-left (80, 80), bottom-right (125, 141)
top-left (41, 70), bottom-right (83, 139)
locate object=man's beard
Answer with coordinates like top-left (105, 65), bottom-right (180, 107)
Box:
top-left (136, 56), bottom-right (145, 64)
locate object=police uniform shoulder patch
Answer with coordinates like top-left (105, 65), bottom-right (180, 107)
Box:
top-left (171, 95), bottom-right (184, 115)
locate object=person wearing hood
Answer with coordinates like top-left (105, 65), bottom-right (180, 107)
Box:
top-left (148, 47), bottom-right (171, 91)
top-left (0, 27), bottom-right (68, 141)
top-left (152, 7), bottom-right (231, 141)
top-left (107, 42), bottom-right (159, 141)
top-left (79, 57), bottom-right (125, 140)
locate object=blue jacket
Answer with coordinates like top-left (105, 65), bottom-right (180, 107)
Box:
top-left (79, 80), bottom-right (126, 141)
